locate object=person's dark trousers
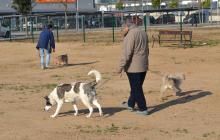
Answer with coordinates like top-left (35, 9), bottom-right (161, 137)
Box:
top-left (126, 72), bottom-right (147, 111)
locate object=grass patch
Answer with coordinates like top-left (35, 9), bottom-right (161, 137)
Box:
top-left (202, 131), bottom-right (215, 137)
top-left (159, 129), bottom-right (169, 134)
top-left (104, 123), bottom-right (119, 133)
top-left (76, 124), bottom-right (125, 134)
top-left (192, 40), bottom-right (220, 47)
top-left (51, 75), bottom-right (64, 78)
top-left (0, 112), bottom-right (5, 115)
top-left (0, 84), bottom-right (30, 91)
top-left (40, 83), bottom-right (57, 90)
top-left (0, 83), bottom-right (57, 93)
top-left (122, 126), bottom-right (132, 130)
top-left (75, 125), bottom-right (82, 129)
top-left (31, 83), bottom-right (57, 91)
top-left (174, 128), bottom-right (189, 134)
top-left (51, 75), bottom-right (64, 80)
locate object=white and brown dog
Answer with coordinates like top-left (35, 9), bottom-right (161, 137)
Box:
top-left (55, 54), bottom-right (68, 66)
top-left (44, 70), bottom-right (103, 118)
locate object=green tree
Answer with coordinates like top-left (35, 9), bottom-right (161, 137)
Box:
top-left (12, 0), bottom-right (32, 36)
top-left (152, 0), bottom-right (161, 9)
top-left (202, 0), bottom-right (211, 8)
top-left (169, 0), bottom-right (179, 8)
top-left (116, 0), bottom-right (124, 10)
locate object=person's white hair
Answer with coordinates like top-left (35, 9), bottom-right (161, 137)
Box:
top-left (122, 18), bottom-right (136, 29)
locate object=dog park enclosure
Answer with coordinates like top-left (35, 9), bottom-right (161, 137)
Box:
top-left (0, 26), bottom-right (220, 139)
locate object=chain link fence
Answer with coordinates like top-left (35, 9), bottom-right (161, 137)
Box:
top-left (1, 9), bottom-right (220, 46)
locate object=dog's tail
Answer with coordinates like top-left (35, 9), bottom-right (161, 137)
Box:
top-left (167, 74), bottom-right (185, 86)
top-left (88, 69), bottom-right (102, 83)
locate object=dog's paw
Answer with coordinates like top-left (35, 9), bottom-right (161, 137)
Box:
top-left (74, 113), bottom-right (78, 116)
top-left (50, 115), bottom-right (56, 118)
top-left (159, 97), bottom-right (166, 102)
top-left (99, 112), bottom-right (103, 117)
top-left (86, 115), bottom-right (91, 118)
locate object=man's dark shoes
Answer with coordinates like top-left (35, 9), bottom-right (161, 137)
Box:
top-left (135, 110), bottom-right (149, 116)
top-left (121, 102), bottom-right (134, 112)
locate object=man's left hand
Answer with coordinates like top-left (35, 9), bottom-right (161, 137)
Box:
top-left (37, 50), bottom-right (40, 58)
top-left (116, 68), bottom-right (123, 77)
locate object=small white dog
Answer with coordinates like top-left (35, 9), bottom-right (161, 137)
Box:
top-left (160, 73), bottom-right (185, 100)
top-left (44, 70), bottom-right (103, 118)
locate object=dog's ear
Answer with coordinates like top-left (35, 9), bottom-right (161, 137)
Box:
top-left (44, 96), bottom-right (48, 100)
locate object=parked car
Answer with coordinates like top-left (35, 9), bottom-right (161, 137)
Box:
top-left (128, 16), bottom-right (156, 26)
top-left (155, 14), bottom-right (175, 24)
top-left (172, 11), bottom-right (185, 16)
top-left (0, 18), bottom-right (10, 38)
top-left (149, 16), bottom-right (156, 24)
top-left (23, 21), bottom-right (43, 29)
top-left (102, 16), bottom-right (121, 27)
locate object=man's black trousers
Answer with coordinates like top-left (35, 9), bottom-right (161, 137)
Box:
top-left (126, 72), bottom-right (147, 111)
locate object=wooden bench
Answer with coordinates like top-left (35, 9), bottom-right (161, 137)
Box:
top-left (152, 30), bottom-right (192, 48)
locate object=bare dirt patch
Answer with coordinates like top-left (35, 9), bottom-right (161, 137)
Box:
top-left (0, 28), bottom-right (220, 140)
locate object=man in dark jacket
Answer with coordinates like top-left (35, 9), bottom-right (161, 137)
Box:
top-left (117, 19), bottom-right (149, 115)
top-left (36, 24), bottom-right (55, 69)
top-left (192, 14), bottom-right (198, 27)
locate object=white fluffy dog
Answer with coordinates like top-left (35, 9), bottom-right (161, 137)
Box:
top-left (160, 73), bottom-right (185, 100)
top-left (44, 70), bottom-right (103, 118)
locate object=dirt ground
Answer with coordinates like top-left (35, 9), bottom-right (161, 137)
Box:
top-left (0, 28), bottom-right (220, 140)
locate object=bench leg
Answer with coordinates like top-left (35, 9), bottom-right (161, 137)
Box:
top-left (190, 35), bottom-right (193, 48)
top-left (158, 35), bottom-right (161, 47)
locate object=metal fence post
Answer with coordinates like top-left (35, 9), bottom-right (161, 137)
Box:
top-left (102, 11), bottom-right (104, 28)
top-left (112, 15), bottom-right (115, 42)
top-left (180, 13), bottom-right (183, 47)
top-left (31, 17), bottom-right (34, 43)
top-left (144, 14), bottom-right (147, 32)
top-left (56, 19), bottom-right (59, 42)
top-left (9, 17), bottom-right (11, 42)
top-left (82, 15), bottom-right (86, 43)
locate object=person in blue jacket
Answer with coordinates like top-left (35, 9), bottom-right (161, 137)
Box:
top-left (36, 24), bottom-right (55, 69)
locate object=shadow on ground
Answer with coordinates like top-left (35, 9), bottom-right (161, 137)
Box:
top-left (148, 90), bottom-right (212, 115)
top-left (177, 90), bottom-right (203, 96)
top-left (56, 90), bottom-right (212, 117)
top-left (66, 61), bottom-right (99, 67)
top-left (49, 61), bottom-right (99, 69)
top-left (59, 107), bottom-right (126, 118)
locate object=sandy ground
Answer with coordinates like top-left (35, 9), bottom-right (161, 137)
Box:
top-left (0, 29), bottom-right (220, 140)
